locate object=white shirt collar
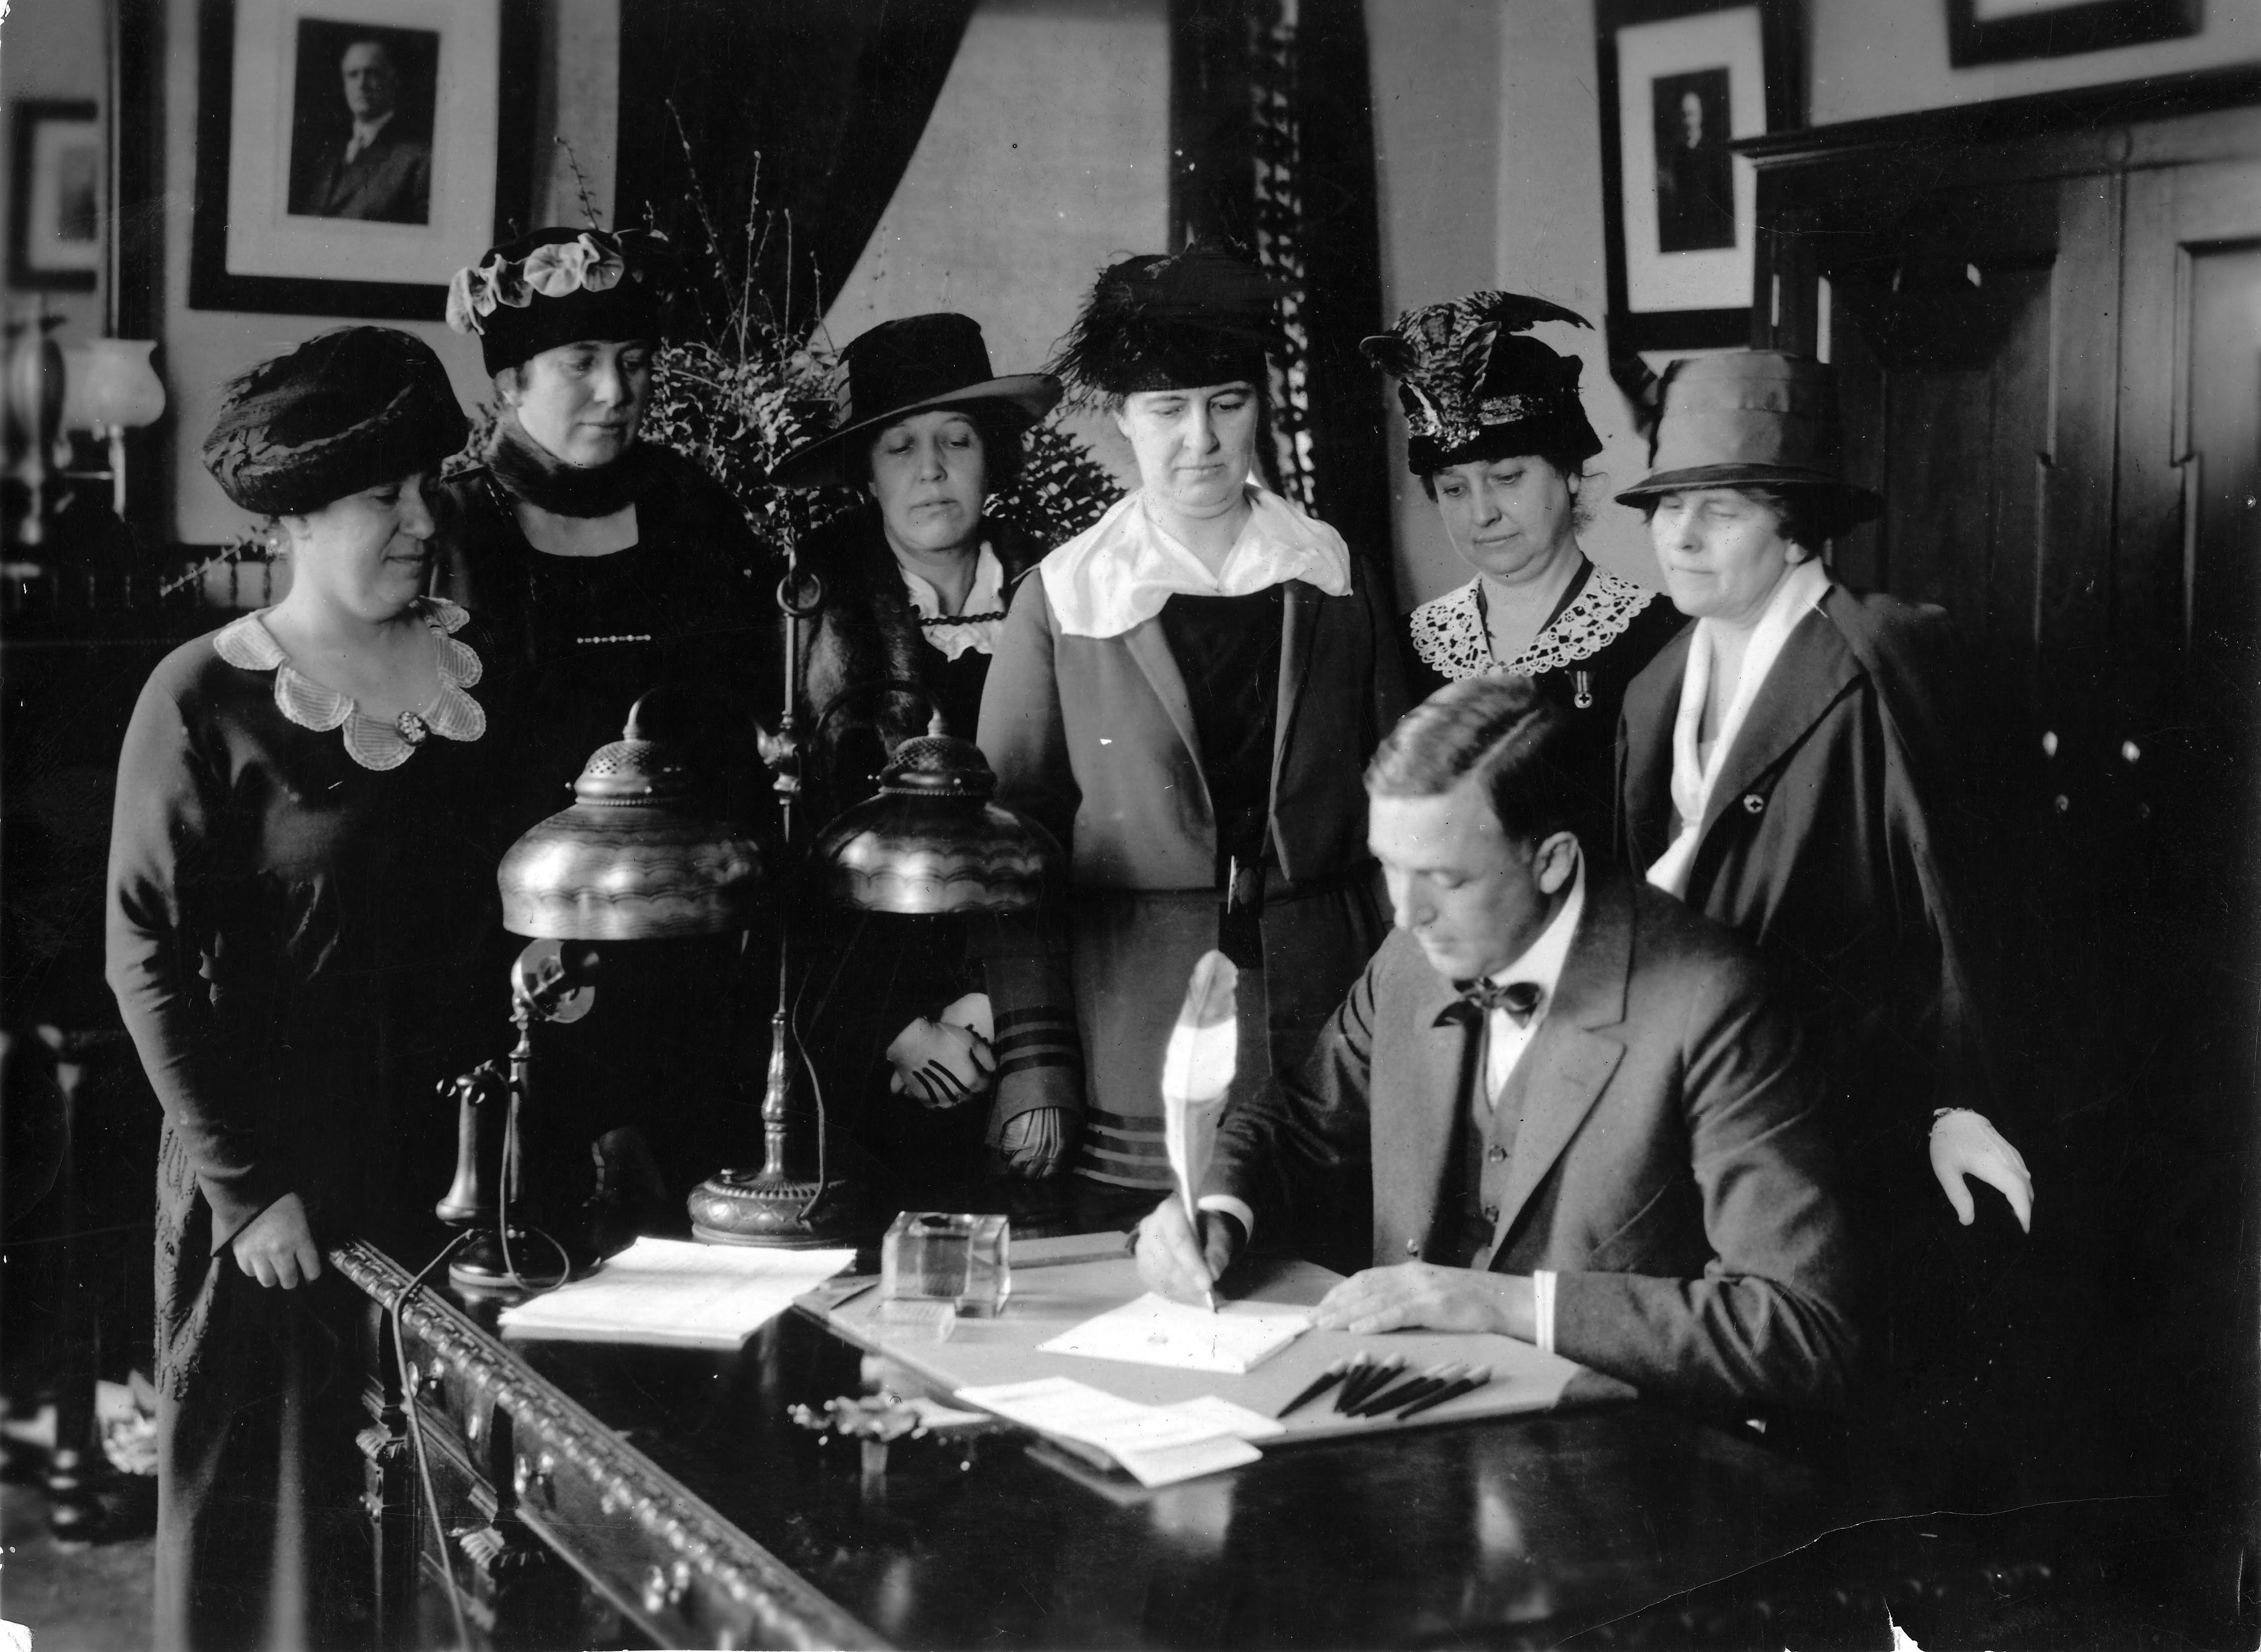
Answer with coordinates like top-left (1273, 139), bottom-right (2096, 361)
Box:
top-left (898, 542), bottom-right (1007, 661)
top-left (1038, 481), bottom-right (1354, 639)
top-left (1488, 848), bottom-right (1586, 1008)
top-left (347, 110), bottom-right (396, 156)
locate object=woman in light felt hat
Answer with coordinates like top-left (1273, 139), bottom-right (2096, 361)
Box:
top-left (770, 313), bottom-right (1074, 1186)
top-left (976, 240), bottom-right (1408, 1212)
top-left (1363, 291), bottom-right (1684, 852)
top-left (1614, 351), bottom-right (2033, 1478)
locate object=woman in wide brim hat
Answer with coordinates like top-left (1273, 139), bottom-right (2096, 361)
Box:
top-left (113, 326), bottom-right (502, 1649)
top-left (975, 239), bottom-right (1408, 1206)
top-left (1363, 291), bottom-right (1683, 852)
top-left (433, 225), bottom-right (775, 1215)
top-left (770, 312), bottom-right (1067, 1187)
top-left (1612, 350), bottom-right (2032, 1486)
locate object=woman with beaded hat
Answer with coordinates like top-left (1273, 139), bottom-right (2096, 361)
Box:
top-left (769, 312), bottom-right (1075, 1188)
top-left (1363, 292), bottom-right (1683, 851)
top-left (1613, 350), bottom-right (2032, 1490)
top-left (109, 327), bottom-right (500, 1648)
top-left (977, 241), bottom-right (1408, 1212)
top-left (435, 226), bottom-right (775, 1215)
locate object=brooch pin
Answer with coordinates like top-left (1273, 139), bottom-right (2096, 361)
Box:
top-left (395, 710), bottom-right (430, 745)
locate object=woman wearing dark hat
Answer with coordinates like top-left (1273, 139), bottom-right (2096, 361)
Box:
top-left (771, 312), bottom-right (1072, 1183)
top-left (436, 226), bottom-right (774, 1213)
top-left (435, 226), bottom-right (772, 835)
top-left (1363, 292), bottom-right (1683, 846)
top-left (108, 327), bottom-right (500, 1648)
top-left (1613, 351), bottom-right (2031, 1485)
top-left (978, 241), bottom-right (1407, 1204)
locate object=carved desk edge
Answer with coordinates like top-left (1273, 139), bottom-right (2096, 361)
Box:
top-left (330, 1238), bottom-right (889, 1652)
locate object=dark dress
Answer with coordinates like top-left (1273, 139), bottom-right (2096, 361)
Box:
top-left (430, 448), bottom-right (777, 1211)
top-left (1407, 559), bottom-right (1683, 855)
top-left (105, 603), bottom-right (502, 1650)
top-left (794, 512), bottom-right (1046, 1194)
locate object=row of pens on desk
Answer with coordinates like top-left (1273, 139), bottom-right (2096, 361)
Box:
top-left (1276, 1355), bottom-right (1494, 1422)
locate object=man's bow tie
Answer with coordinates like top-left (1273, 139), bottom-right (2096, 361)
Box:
top-left (1455, 979), bottom-right (1543, 1027)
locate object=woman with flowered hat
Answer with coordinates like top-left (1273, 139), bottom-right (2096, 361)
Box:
top-left (1363, 292), bottom-right (1683, 849)
top-left (1614, 351), bottom-right (2032, 1493)
top-left (976, 241), bottom-right (1408, 1207)
top-left (435, 226), bottom-right (775, 1215)
top-left (109, 327), bottom-right (501, 1648)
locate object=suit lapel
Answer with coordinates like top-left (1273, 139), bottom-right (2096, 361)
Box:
top-left (1694, 606), bottom-right (1861, 849)
top-left (1120, 618), bottom-right (1207, 789)
top-left (1392, 963), bottom-right (1475, 1255)
top-left (1619, 626), bottom-right (1691, 867)
top-left (1271, 580), bottom-right (1318, 787)
top-left (1489, 876), bottom-right (1630, 1251)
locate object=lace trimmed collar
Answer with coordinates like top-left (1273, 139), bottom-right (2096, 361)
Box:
top-left (212, 597), bottom-right (486, 770)
top-left (1409, 562), bottom-right (1658, 682)
top-left (1040, 482), bottom-right (1354, 639)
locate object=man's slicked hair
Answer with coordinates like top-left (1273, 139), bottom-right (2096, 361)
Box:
top-left (1365, 675), bottom-right (1581, 846)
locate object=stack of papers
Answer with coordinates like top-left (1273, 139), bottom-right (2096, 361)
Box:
top-left (958, 1376), bottom-right (1282, 1487)
top-left (1037, 1292), bottom-right (1311, 1374)
top-left (496, 1237), bottom-right (856, 1349)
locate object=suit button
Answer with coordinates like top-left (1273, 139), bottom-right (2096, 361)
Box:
top-left (1482, 1204), bottom-right (1500, 1223)
top-left (1486, 1146), bottom-right (1508, 1164)
top-left (1403, 1238), bottom-right (1421, 1255)
top-left (1742, 793), bottom-right (1765, 814)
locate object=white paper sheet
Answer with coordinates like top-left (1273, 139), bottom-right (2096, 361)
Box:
top-left (496, 1237), bottom-right (857, 1348)
top-left (1036, 1292), bottom-right (1311, 1375)
top-left (957, 1376), bottom-right (1262, 1487)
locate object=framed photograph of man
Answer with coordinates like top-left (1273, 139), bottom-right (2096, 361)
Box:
top-left (190, 0), bottom-right (535, 319)
top-left (1946, 0), bottom-right (2200, 67)
top-left (9, 101), bottom-right (104, 290)
top-left (1596, 0), bottom-right (1804, 352)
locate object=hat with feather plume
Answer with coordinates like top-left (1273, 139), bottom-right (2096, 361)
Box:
top-left (1049, 239), bottom-right (1282, 401)
top-left (1361, 291), bottom-right (1602, 475)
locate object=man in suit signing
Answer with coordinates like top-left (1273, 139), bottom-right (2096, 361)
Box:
top-left (1136, 675), bottom-right (1858, 1412)
top-left (293, 38), bottom-right (431, 224)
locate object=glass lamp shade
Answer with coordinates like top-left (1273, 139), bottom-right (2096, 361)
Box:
top-left (812, 734), bottom-right (1059, 914)
top-left (498, 720), bottom-right (762, 940)
top-left (60, 340), bottom-right (165, 432)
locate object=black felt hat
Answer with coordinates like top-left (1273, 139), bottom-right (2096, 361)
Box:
top-left (201, 326), bottom-right (469, 516)
top-left (770, 313), bottom-right (1059, 488)
top-left (1049, 239), bottom-right (1282, 401)
top-left (445, 227), bottom-right (673, 376)
top-left (1361, 291), bottom-right (1603, 475)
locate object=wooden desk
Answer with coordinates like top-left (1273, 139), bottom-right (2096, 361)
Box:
top-left (332, 1237), bottom-right (1864, 1650)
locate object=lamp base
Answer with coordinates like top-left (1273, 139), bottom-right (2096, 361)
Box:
top-left (445, 1228), bottom-right (594, 1297)
top-left (688, 1168), bottom-right (863, 1247)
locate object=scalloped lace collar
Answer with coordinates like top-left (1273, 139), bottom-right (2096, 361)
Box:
top-left (1409, 563), bottom-right (1658, 682)
top-left (212, 597), bottom-right (486, 770)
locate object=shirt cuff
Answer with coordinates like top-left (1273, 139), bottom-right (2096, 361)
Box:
top-left (1197, 1194), bottom-right (1256, 1249)
top-left (1532, 1269), bottom-right (1557, 1355)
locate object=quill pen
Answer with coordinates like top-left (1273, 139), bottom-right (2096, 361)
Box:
top-left (1160, 949), bottom-right (1240, 1307)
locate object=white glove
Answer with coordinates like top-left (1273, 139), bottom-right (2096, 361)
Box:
top-left (886, 1015), bottom-right (996, 1110)
top-left (1929, 1108), bottom-right (2033, 1232)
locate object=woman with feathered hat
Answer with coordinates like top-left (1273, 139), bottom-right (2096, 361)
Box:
top-left (1363, 293), bottom-right (1684, 848)
top-left (110, 327), bottom-right (502, 1647)
top-left (976, 241), bottom-right (1408, 1207)
top-left (1614, 351), bottom-right (2032, 1493)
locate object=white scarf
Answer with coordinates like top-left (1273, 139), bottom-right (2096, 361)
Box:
top-left (1039, 482), bottom-right (1354, 640)
top-left (1645, 558), bottom-right (1831, 898)
top-left (899, 542), bottom-right (1007, 662)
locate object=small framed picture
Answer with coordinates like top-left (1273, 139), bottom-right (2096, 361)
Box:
top-left (10, 101), bottom-right (104, 291)
top-left (1947, 0), bottom-right (2200, 67)
top-left (1596, 0), bottom-right (1803, 353)
top-left (189, 0), bottom-right (536, 319)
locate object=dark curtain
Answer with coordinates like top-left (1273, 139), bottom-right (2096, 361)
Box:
top-left (615, 0), bottom-right (978, 340)
top-left (1168, 0), bottom-right (1393, 586)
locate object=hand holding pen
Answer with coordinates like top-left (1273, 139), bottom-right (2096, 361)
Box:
top-left (1132, 1195), bottom-right (1243, 1312)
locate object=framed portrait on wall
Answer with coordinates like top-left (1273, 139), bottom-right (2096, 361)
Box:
top-left (1946, 0), bottom-right (2200, 66)
top-left (1595, 0), bottom-right (1804, 353)
top-left (190, 0), bottom-right (535, 318)
top-left (10, 101), bottom-right (104, 290)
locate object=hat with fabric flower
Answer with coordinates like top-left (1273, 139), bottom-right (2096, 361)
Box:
top-left (445, 227), bottom-right (672, 375)
top-left (201, 326), bottom-right (469, 516)
top-left (1361, 291), bottom-right (1603, 476)
top-left (1049, 239), bottom-right (1282, 401)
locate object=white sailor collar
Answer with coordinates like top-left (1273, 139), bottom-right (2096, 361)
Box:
top-left (1039, 482), bottom-right (1354, 639)
top-left (213, 596), bottom-right (486, 770)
